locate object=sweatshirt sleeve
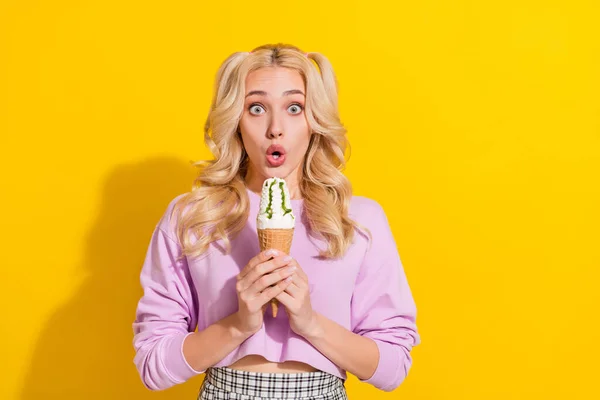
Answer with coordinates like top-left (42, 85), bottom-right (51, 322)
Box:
top-left (132, 197), bottom-right (203, 391)
top-left (350, 200), bottom-right (421, 392)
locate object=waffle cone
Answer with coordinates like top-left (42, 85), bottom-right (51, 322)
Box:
top-left (257, 228), bottom-right (294, 318)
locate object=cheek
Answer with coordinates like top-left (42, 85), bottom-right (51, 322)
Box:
top-left (287, 117), bottom-right (310, 142)
top-left (239, 119), bottom-right (263, 150)
top-left (293, 129), bottom-right (312, 155)
top-left (240, 131), bottom-right (260, 156)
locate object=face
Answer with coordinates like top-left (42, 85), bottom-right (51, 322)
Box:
top-left (239, 66), bottom-right (311, 188)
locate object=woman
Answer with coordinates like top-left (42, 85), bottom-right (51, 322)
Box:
top-left (132, 43), bottom-right (420, 399)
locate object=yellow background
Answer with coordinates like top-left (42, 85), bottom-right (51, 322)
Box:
top-left (1, 1), bottom-right (599, 399)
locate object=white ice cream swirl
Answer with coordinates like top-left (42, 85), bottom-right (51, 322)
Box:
top-left (257, 177), bottom-right (295, 229)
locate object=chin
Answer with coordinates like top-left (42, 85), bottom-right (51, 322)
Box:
top-left (264, 169), bottom-right (287, 179)
top-left (263, 166), bottom-right (294, 180)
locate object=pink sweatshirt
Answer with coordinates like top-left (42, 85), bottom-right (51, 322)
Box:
top-left (132, 187), bottom-right (420, 392)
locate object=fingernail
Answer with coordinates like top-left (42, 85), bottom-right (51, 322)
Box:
top-left (266, 249), bottom-right (278, 256)
top-left (283, 255), bottom-right (292, 262)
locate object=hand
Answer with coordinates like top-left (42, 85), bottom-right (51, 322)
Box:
top-left (275, 258), bottom-right (320, 338)
top-left (234, 249), bottom-right (296, 336)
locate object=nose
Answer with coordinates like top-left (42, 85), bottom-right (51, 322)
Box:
top-left (267, 113), bottom-right (284, 139)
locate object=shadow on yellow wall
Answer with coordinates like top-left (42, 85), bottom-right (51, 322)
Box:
top-left (20, 157), bottom-right (203, 399)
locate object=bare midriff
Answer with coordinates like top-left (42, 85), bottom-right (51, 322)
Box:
top-left (227, 355), bottom-right (319, 373)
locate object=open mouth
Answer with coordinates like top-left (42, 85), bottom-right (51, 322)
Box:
top-left (266, 145), bottom-right (286, 167)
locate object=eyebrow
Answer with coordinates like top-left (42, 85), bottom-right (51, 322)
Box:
top-left (245, 89), bottom-right (305, 98)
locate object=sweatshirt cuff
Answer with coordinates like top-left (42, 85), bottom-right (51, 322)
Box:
top-left (163, 332), bottom-right (205, 382)
top-left (359, 339), bottom-right (402, 392)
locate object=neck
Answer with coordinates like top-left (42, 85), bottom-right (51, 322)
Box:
top-left (244, 164), bottom-right (303, 200)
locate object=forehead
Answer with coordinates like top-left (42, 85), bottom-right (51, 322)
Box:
top-left (245, 67), bottom-right (305, 93)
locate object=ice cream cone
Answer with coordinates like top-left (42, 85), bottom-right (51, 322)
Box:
top-left (256, 177), bottom-right (296, 318)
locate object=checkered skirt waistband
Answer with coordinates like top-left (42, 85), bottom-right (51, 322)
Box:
top-left (202, 366), bottom-right (346, 399)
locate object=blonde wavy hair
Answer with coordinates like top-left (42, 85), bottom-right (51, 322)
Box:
top-left (172, 43), bottom-right (371, 260)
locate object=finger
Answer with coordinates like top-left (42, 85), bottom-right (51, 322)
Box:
top-left (286, 260), bottom-right (308, 289)
top-left (287, 258), bottom-right (309, 285)
top-left (286, 272), bottom-right (309, 294)
top-left (274, 290), bottom-right (295, 310)
top-left (249, 266), bottom-right (296, 295)
top-left (238, 249), bottom-right (281, 280)
top-left (259, 275), bottom-right (294, 306)
top-left (239, 255), bottom-right (294, 292)
top-left (283, 280), bottom-right (302, 298)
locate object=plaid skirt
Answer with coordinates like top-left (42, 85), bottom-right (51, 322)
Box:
top-left (198, 366), bottom-right (348, 400)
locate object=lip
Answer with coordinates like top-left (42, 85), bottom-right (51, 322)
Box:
top-left (266, 144), bottom-right (286, 167)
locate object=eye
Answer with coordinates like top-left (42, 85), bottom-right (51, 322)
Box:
top-left (288, 103), bottom-right (304, 115)
top-left (248, 104), bottom-right (265, 115)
